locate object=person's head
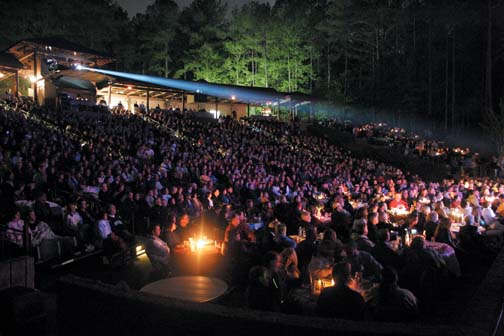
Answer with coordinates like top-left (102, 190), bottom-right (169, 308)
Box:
top-left (27, 210), bottom-right (36, 223)
top-left (264, 251), bottom-right (282, 272)
top-left (332, 262), bottom-right (352, 288)
top-left (352, 218), bottom-right (368, 236)
top-left (428, 211), bottom-right (439, 223)
top-left (344, 240), bottom-right (357, 256)
top-left (229, 211), bottom-right (241, 227)
top-left (79, 199), bottom-right (88, 210)
top-left (381, 267), bottom-right (399, 288)
top-left (275, 223), bottom-right (287, 236)
top-left (323, 228), bottom-right (337, 242)
top-left (11, 209), bottom-right (21, 220)
top-left (108, 204), bottom-right (116, 215)
top-left (439, 217), bottom-right (451, 229)
top-left (378, 211), bottom-right (389, 223)
top-left (301, 210), bottom-right (311, 223)
top-left (465, 214), bottom-right (475, 226)
top-left (394, 192), bottom-right (402, 201)
top-left (248, 265), bottom-right (270, 287)
top-left (68, 203), bottom-right (77, 213)
top-left (150, 223), bottom-right (161, 237)
top-left (410, 236), bottom-right (425, 250)
top-left (179, 213), bottom-right (190, 228)
top-left (377, 228), bottom-right (390, 243)
top-left (368, 212), bottom-right (379, 225)
top-left (408, 213), bottom-right (418, 226)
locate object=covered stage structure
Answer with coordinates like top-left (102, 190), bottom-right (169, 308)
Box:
top-left (0, 37), bottom-right (312, 119)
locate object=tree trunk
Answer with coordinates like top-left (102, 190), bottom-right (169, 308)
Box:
top-left (485, 0), bottom-right (493, 113)
top-left (428, 16), bottom-right (433, 118)
top-left (344, 38), bottom-right (348, 100)
top-left (252, 49), bottom-right (255, 86)
top-left (412, 15), bottom-right (418, 82)
top-left (310, 48), bottom-right (313, 94)
top-left (444, 30), bottom-right (449, 131)
top-left (451, 29), bottom-right (456, 131)
top-left (327, 44), bottom-right (331, 90)
top-left (264, 37), bottom-right (269, 88)
top-left (288, 52), bottom-right (291, 93)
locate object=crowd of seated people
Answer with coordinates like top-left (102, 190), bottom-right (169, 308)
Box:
top-left (320, 118), bottom-right (503, 178)
top-left (1, 97), bottom-right (504, 321)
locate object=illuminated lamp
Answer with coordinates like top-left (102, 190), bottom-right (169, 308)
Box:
top-left (136, 245), bottom-right (146, 256)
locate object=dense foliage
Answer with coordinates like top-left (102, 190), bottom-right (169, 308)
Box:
top-left (1, 0), bottom-right (503, 130)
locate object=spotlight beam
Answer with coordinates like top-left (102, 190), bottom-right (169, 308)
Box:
top-left (79, 66), bottom-right (285, 104)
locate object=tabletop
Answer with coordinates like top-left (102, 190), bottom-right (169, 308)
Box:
top-left (140, 276), bottom-right (228, 303)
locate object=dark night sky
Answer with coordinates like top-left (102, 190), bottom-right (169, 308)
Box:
top-left (116, 0), bottom-right (274, 17)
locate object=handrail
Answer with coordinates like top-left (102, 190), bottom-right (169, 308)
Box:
top-left (492, 297), bottom-right (504, 336)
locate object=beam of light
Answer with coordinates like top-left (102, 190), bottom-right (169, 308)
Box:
top-left (78, 66), bottom-right (286, 104)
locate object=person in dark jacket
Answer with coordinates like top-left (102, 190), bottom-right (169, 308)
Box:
top-left (317, 262), bottom-right (365, 320)
top-left (371, 229), bottom-right (404, 271)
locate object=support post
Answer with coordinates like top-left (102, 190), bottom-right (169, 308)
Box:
top-left (146, 90), bottom-right (150, 111)
top-left (33, 51), bottom-right (38, 104)
top-left (247, 102), bottom-right (250, 117)
top-left (182, 92), bottom-right (186, 111)
top-left (15, 70), bottom-right (19, 97)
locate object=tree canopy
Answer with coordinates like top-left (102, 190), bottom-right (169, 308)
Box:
top-left (1, 0), bottom-right (503, 130)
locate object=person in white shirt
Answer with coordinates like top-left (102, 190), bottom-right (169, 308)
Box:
top-left (481, 201), bottom-right (498, 226)
top-left (145, 223), bottom-right (171, 277)
top-left (7, 209), bottom-right (28, 247)
top-left (97, 211), bottom-right (127, 257)
top-left (98, 212), bottom-right (112, 239)
top-left (65, 203), bottom-right (83, 232)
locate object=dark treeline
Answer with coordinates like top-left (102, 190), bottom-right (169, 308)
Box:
top-left (1, 0), bottom-right (504, 131)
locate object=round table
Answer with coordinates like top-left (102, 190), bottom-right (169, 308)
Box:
top-left (140, 276), bottom-right (228, 303)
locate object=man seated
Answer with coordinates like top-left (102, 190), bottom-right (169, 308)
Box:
top-left (26, 210), bottom-right (59, 247)
top-left (351, 219), bottom-right (375, 253)
top-left (317, 262), bottom-right (365, 320)
top-left (65, 203), bottom-right (94, 251)
top-left (145, 223), bottom-right (171, 277)
top-left (273, 223), bottom-right (297, 250)
top-left (345, 241), bottom-right (383, 283)
top-left (246, 265), bottom-right (281, 312)
top-left (389, 192), bottom-right (408, 210)
top-left (370, 267), bottom-right (419, 322)
top-left (108, 204), bottom-right (135, 245)
top-left (371, 229), bottom-right (404, 271)
top-left (97, 211), bottom-right (128, 259)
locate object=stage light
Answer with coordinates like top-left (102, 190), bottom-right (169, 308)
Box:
top-left (127, 86), bottom-right (132, 90)
top-left (79, 67), bottom-right (285, 104)
top-left (71, 63), bottom-right (83, 70)
top-left (45, 58), bottom-right (58, 72)
top-left (0, 73), bottom-right (4, 78)
top-left (29, 76), bottom-right (37, 83)
top-left (231, 95), bottom-right (236, 100)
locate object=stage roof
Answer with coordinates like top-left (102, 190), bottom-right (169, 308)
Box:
top-left (7, 37), bottom-right (114, 68)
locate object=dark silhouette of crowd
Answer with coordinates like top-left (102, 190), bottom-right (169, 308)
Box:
top-left (1, 96), bottom-right (504, 322)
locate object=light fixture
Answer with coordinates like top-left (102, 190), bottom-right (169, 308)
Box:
top-left (0, 73), bottom-right (4, 78)
top-left (231, 95), bottom-right (236, 100)
top-left (127, 86), bottom-right (132, 90)
top-left (135, 245), bottom-right (145, 256)
top-left (29, 75), bottom-right (37, 83)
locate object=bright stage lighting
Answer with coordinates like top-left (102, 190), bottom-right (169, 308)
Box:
top-left (79, 67), bottom-right (285, 104)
